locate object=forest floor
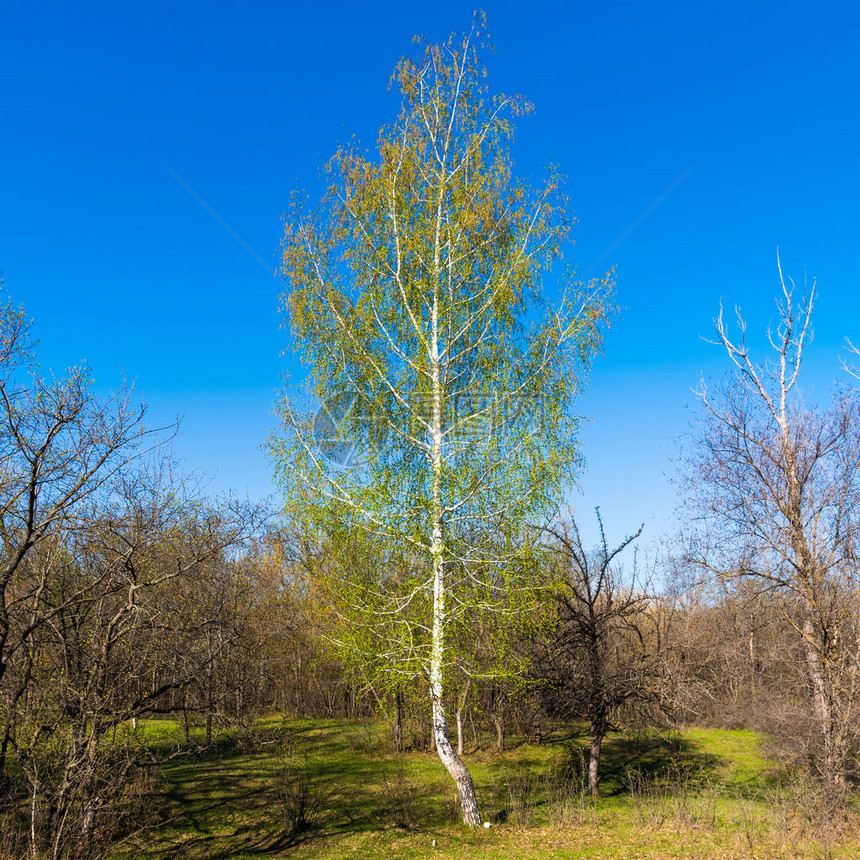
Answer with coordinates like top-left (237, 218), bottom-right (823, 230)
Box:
top-left (111, 717), bottom-right (860, 859)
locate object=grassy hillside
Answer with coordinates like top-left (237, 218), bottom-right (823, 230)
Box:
top-left (111, 718), bottom-right (858, 859)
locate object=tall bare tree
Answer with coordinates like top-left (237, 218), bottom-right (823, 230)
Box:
top-left (686, 260), bottom-right (860, 795)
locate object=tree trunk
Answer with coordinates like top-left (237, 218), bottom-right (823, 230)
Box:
top-left (29, 779), bottom-right (38, 859)
top-left (456, 678), bottom-right (471, 757)
top-left (491, 688), bottom-right (505, 751)
top-left (469, 709), bottom-right (479, 751)
top-left (183, 703), bottom-right (191, 745)
top-left (393, 688), bottom-right (403, 753)
top-left (205, 635), bottom-right (215, 745)
top-left (0, 720), bottom-right (11, 781)
top-left (432, 694), bottom-right (481, 826)
top-left (428, 266), bottom-right (481, 826)
top-left (802, 617), bottom-right (845, 797)
top-left (588, 724), bottom-right (605, 797)
top-left (456, 709), bottom-right (464, 757)
top-left (531, 714), bottom-right (543, 745)
top-left (79, 795), bottom-right (97, 857)
top-left (783, 422), bottom-right (847, 797)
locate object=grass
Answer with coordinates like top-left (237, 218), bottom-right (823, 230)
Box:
top-left (108, 718), bottom-right (859, 859)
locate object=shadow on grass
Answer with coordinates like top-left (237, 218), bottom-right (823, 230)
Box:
top-left (603, 730), bottom-right (720, 795)
top-left (546, 727), bottom-right (721, 797)
top-left (139, 720), bottom-right (460, 857)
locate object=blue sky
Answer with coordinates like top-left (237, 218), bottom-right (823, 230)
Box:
top-left (2, 1), bottom-right (859, 548)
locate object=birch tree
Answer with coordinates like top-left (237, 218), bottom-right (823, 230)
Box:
top-left (272, 20), bottom-right (611, 825)
top-left (687, 260), bottom-right (860, 797)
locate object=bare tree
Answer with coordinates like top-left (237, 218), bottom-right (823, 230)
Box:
top-left (686, 260), bottom-right (860, 796)
top-left (539, 511), bottom-right (660, 796)
top-left (8, 464), bottom-right (259, 859)
top-left (0, 297), bottom-right (165, 780)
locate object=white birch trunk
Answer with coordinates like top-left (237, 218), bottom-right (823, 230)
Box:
top-left (429, 260), bottom-right (481, 826)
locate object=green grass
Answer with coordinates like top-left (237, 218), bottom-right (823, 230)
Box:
top-left (109, 718), bottom-right (859, 859)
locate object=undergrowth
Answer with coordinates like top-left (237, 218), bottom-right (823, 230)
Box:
top-left (4, 718), bottom-right (857, 859)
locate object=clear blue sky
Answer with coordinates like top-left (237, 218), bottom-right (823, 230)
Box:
top-left (2, 1), bottom-right (859, 548)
